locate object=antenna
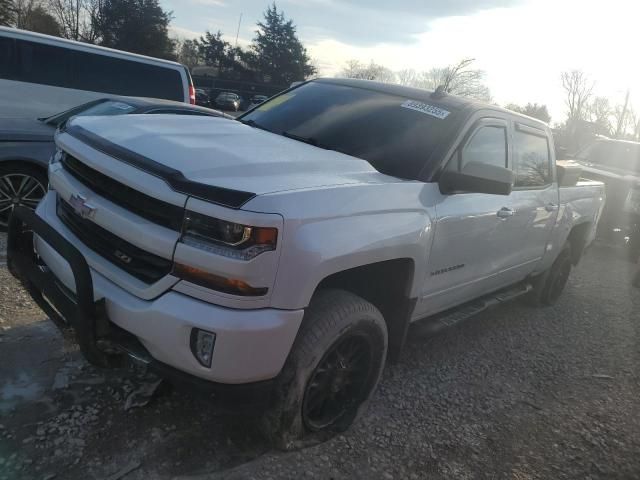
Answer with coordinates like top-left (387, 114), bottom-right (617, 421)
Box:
top-left (235, 12), bottom-right (243, 49)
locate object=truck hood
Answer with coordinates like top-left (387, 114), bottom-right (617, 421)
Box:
top-left (67, 114), bottom-right (391, 195)
top-left (0, 117), bottom-right (55, 142)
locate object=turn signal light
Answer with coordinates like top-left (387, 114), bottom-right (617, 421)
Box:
top-left (173, 263), bottom-right (268, 296)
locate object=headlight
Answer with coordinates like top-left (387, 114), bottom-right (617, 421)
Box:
top-left (181, 211), bottom-right (277, 260)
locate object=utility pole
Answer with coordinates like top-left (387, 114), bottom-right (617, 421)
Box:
top-left (615, 89), bottom-right (630, 139)
top-left (235, 12), bottom-right (242, 49)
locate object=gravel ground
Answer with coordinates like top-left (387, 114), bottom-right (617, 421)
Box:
top-left (1, 238), bottom-right (639, 479)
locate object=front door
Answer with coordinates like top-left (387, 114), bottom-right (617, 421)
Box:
top-left (416, 118), bottom-right (520, 317)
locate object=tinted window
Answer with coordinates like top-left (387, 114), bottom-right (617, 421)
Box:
top-left (0, 37), bottom-right (15, 78)
top-left (461, 126), bottom-right (507, 169)
top-left (15, 39), bottom-right (72, 87)
top-left (513, 129), bottom-right (551, 187)
top-left (43, 99), bottom-right (137, 126)
top-left (240, 81), bottom-right (458, 180)
top-left (4, 38), bottom-right (183, 101)
top-left (72, 50), bottom-right (183, 101)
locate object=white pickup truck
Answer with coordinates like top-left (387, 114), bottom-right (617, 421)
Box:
top-left (8, 79), bottom-right (605, 444)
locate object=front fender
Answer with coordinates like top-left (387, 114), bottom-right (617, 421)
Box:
top-left (269, 210), bottom-right (434, 309)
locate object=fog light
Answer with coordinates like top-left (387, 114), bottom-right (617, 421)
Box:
top-left (190, 328), bottom-right (216, 368)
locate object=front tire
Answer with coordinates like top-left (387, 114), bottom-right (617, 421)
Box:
top-left (0, 164), bottom-right (47, 232)
top-left (263, 289), bottom-right (388, 449)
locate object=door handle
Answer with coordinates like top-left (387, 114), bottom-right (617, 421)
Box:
top-left (497, 207), bottom-right (514, 218)
top-left (545, 203), bottom-right (559, 212)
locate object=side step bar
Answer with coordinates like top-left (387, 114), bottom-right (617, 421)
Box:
top-left (414, 282), bottom-right (533, 336)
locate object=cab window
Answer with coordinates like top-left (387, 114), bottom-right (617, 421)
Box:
top-left (513, 129), bottom-right (551, 187)
top-left (460, 126), bottom-right (507, 169)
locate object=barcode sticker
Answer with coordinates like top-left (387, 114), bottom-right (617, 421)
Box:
top-left (401, 100), bottom-right (450, 119)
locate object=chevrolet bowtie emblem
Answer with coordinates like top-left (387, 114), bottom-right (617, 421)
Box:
top-left (68, 194), bottom-right (96, 220)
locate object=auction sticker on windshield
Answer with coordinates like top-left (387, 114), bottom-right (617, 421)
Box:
top-left (401, 100), bottom-right (450, 119)
top-left (258, 93), bottom-right (295, 112)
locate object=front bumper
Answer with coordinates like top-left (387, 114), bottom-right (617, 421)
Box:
top-left (7, 205), bottom-right (304, 391)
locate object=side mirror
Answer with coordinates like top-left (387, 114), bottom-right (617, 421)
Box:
top-left (440, 161), bottom-right (514, 196)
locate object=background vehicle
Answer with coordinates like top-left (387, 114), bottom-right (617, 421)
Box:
top-left (214, 92), bottom-right (241, 111)
top-left (571, 137), bottom-right (640, 259)
top-left (0, 96), bottom-right (227, 231)
top-left (248, 95), bottom-right (269, 109)
top-left (8, 79), bottom-right (604, 446)
top-left (0, 27), bottom-right (195, 118)
top-left (195, 88), bottom-right (210, 107)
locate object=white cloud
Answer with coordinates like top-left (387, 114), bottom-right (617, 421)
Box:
top-left (306, 0), bottom-right (640, 123)
top-left (185, 0), bottom-right (226, 6)
top-left (169, 25), bottom-right (202, 39)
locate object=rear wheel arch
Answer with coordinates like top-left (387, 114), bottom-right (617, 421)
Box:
top-left (566, 221), bottom-right (592, 265)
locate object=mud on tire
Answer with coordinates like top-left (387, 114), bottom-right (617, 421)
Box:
top-left (262, 289), bottom-right (388, 449)
top-left (527, 243), bottom-right (573, 306)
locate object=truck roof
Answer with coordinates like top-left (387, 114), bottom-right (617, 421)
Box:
top-left (314, 78), bottom-right (549, 128)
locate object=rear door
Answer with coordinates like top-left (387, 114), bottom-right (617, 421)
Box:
top-left (417, 117), bottom-right (519, 316)
top-left (507, 122), bottom-right (559, 278)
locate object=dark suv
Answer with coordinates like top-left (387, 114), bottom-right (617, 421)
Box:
top-left (573, 137), bottom-right (640, 258)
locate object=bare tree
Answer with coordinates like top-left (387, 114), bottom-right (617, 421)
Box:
top-left (340, 59), bottom-right (396, 83)
top-left (396, 68), bottom-right (417, 86)
top-left (613, 89), bottom-right (630, 139)
top-left (505, 103), bottom-right (551, 123)
top-left (13, 0), bottom-right (39, 28)
top-left (561, 70), bottom-right (594, 122)
top-left (588, 96), bottom-right (613, 135)
top-left (47, 0), bottom-right (99, 42)
top-left (418, 58), bottom-right (491, 101)
top-left (626, 107), bottom-right (640, 141)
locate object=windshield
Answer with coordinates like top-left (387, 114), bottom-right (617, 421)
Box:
top-left (576, 140), bottom-right (640, 173)
top-left (43, 100), bottom-right (137, 127)
top-left (240, 81), bottom-right (457, 180)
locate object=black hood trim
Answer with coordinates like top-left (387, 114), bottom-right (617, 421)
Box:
top-left (64, 124), bottom-right (256, 209)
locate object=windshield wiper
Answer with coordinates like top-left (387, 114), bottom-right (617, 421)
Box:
top-left (238, 118), bottom-right (271, 132)
top-left (281, 130), bottom-right (320, 147)
top-left (282, 131), bottom-right (349, 155)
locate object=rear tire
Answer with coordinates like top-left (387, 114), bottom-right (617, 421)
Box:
top-left (0, 163), bottom-right (47, 232)
top-left (527, 244), bottom-right (573, 306)
top-left (263, 289), bottom-right (388, 449)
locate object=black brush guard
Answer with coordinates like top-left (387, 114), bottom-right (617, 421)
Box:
top-left (7, 206), bottom-right (120, 367)
top-left (7, 206), bottom-right (275, 405)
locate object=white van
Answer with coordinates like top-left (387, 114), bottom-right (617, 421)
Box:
top-left (0, 27), bottom-right (195, 118)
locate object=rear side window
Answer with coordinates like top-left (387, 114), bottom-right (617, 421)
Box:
top-left (73, 50), bottom-right (184, 101)
top-left (513, 129), bottom-right (551, 187)
top-left (15, 39), bottom-right (72, 87)
top-left (461, 126), bottom-right (507, 169)
top-left (0, 37), bottom-right (16, 77)
top-left (2, 37), bottom-right (183, 101)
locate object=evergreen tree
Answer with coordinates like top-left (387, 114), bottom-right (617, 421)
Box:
top-left (0, 0), bottom-right (14, 26)
top-left (197, 30), bottom-right (229, 70)
top-left (94, 0), bottom-right (175, 60)
top-left (23, 5), bottom-right (61, 36)
top-left (176, 38), bottom-right (200, 70)
top-left (250, 3), bottom-right (316, 85)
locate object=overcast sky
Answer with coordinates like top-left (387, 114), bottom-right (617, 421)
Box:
top-left (163, 0), bottom-right (640, 124)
